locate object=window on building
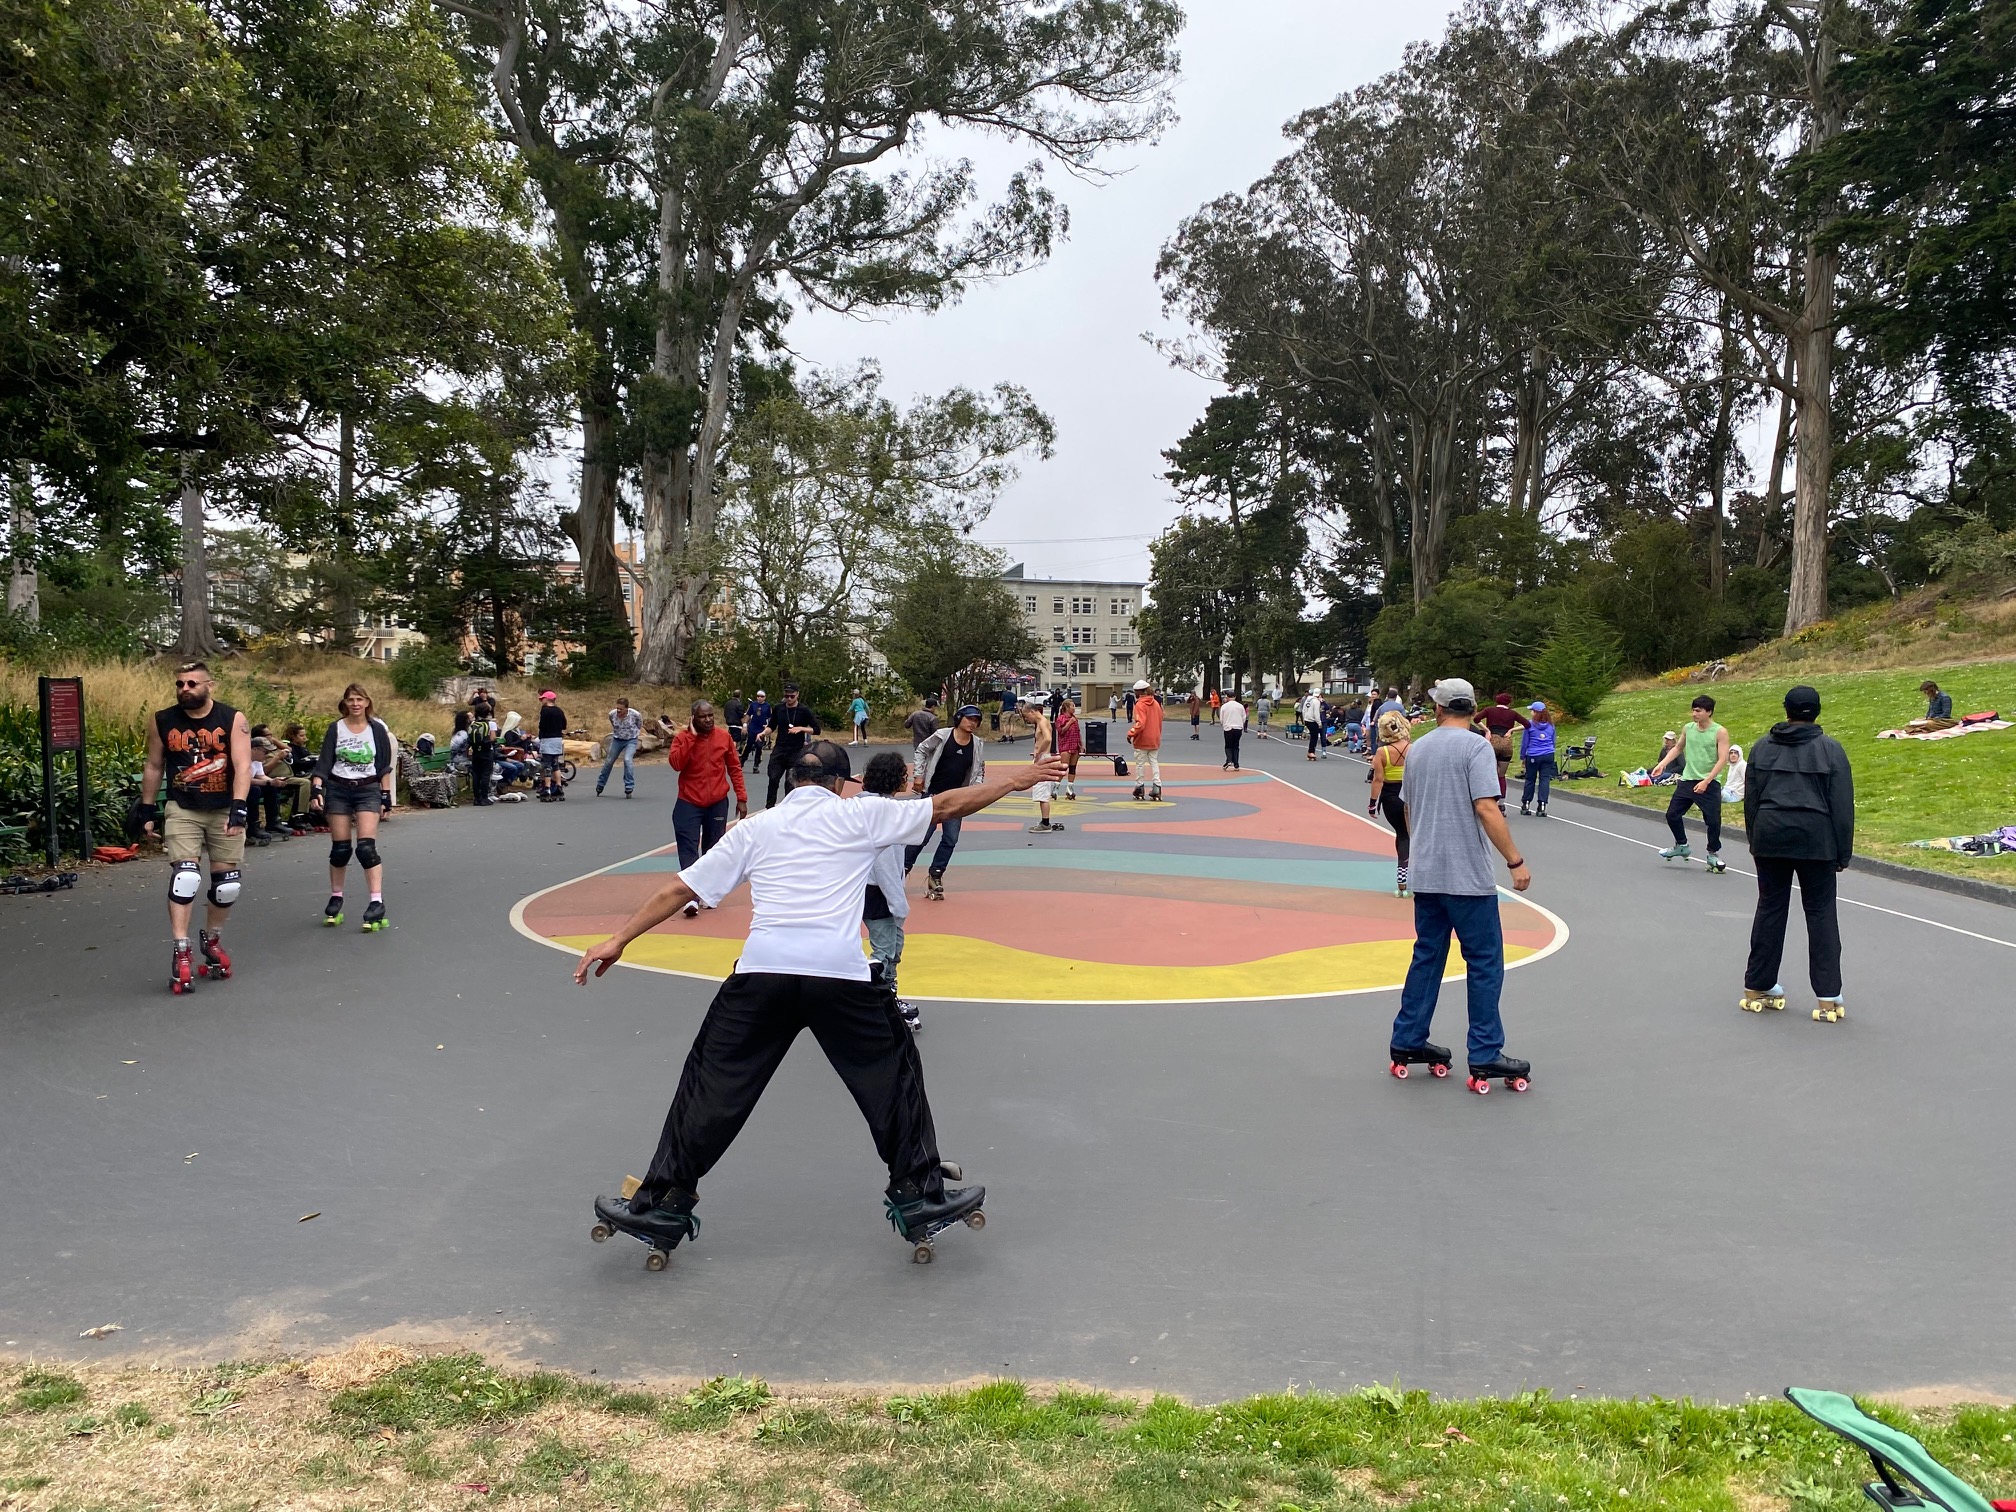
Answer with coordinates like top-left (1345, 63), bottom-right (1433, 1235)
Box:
top-left (1051, 657), bottom-right (1068, 676)
top-left (1070, 626), bottom-right (1094, 645)
top-left (621, 582), bottom-right (632, 601)
top-left (1052, 596), bottom-right (1065, 614)
top-left (1111, 655), bottom-right (1134, 675)
top-left (1024, 595), bottom-right (1037, 612)
top-left (1051, 625), bottom-right (1065, 643)
top-left (1070, 595), bottom-right (1093, 615)
top-left (1072, 654), bottom-right (1096, 675)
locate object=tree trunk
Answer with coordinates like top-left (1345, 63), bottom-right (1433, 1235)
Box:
top-left (6, 461), bottom-right (37, 622)
top-left (1525, 345), bottom-right (1549, 516)
top-left (565, 396), bottom-right (635, 675)
top-left (176, 465), bottom-right (221, 661)
top-left (1784, 239), bottom-right (1836, 634)
top-left (1707, 315), bottom-right (1735, 599)
top-left (1756, 378), bottom-right (1794, 570)
top-left (331, 410), bottom-right (359, 654)
top-left (1783, 7), bottom-right (1841, 636)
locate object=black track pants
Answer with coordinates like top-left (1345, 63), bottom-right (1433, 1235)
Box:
top-left (1745, 857), bottom-right (1843, 997)
top-left (641, 971), bottom-right (943, 1198)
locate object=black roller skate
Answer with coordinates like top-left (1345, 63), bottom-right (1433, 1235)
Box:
top-left (197, 928), bottom-right (231, 980)
top-left (169, 941), bottom-right (196, 995)
top-left (1131, 782), bottom-right (1146, 801)
top-left (926, 869), bottom-right (945, 901)
top-left (885, 1179), bottom-right (986, 1265)
top-left (1389, 1040), bottom-right (1452, 1080)
top-left (360, 898), bottom-right (387, 933)
top-left (591, 1187), bottom-right (698, 1273)
top-left (1148, 783), bottom-right (1163, 801)
top-left (1466, 1055), bottom-right (1532, 1095)
top-left (322, 894), bottom-right (345, 927)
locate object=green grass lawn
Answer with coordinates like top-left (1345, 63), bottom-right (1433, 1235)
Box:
top-left (6, 1355), bottom-right (2015, 1512)
top-left (1522, 663), bottom-right (2016, 884)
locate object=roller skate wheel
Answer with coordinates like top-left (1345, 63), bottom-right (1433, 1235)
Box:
top-left (1389, 1062), bottom-right (1408, 1079)
top-left (590, 1224), bottom-right (612, 1242)
top-left (963, 1210), bottom-right (986, 1230)
top-left (1430, 1062), bottom-right (1450, 1078)
top-left (912, 1242), bottom-right (934, 1264)
top-left (644, 1249), bottom-right (669, 1272)
top-left (1507, 1077), bottom-right (1530, 1093)
top-left (1467, 1076), bottom-right (1490, 1095)
top-left (196, 964), bottom-right (209, 978)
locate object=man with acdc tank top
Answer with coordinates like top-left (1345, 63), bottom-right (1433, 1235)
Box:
top-left (138, 661), bottom-right (253, 993)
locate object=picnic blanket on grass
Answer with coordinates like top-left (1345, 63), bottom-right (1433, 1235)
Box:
top-left (1878, 712), bottom-right (2007, 740)
top-left (1908, 824), bottom-right (2016, 856)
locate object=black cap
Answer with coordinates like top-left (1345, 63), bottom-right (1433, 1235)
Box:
top-left (1784, 685), bottom-right (1821, 719)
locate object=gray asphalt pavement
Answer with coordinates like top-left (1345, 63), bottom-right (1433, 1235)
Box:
top-left (4, 730), bottom-right (2013, 1402)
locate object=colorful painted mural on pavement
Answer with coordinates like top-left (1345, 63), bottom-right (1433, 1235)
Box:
top-left (512, 764), bottom-right (1568, 1003)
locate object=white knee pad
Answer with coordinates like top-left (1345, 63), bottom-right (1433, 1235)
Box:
top-left (208, 867), bottom-right (241, 908)
top-left (169, 860), bottom-right (203, 904)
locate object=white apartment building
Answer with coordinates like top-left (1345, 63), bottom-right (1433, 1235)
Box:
top-left (1003, 565), bottom-right (1147, 697)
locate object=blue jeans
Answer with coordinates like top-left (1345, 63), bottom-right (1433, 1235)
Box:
top-left (904, 816), bottom-right (962, 876)
top-left (1521, 755), bottom-right (1556, 808)
top-left (598, 737), bottom-right (637, 793)
top-left (1390, 892), bottom-right (1506, 1063)
top-left (673, 796), bottom-right (729, 868)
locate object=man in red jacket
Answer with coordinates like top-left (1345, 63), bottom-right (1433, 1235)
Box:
top-left (667, 700), bottom-right (748, 919)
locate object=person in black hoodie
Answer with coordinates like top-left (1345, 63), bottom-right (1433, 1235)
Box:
top-left (1740, 685), bottom-right (1854, 1021)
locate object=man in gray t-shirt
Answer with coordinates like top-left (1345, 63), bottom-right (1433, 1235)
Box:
top-left (1388, 677), bottom-right (1536, 1093)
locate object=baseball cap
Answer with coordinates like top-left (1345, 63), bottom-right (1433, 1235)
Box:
top-left (538, 689), bottom-right (556, 700)
top-left (1132, 678), bottom-right (1150, 691)
top-left (1784, 684), bottom-right (1822, 718)
top-left (955, 704), bottom-right (983, 721)
top-left (1429, 677), bottom-right (1476, 708)
top-left (1528, 701), bottom-right (1546, 712)
top-left (782, 682), bottom-right (799, 693)
top-left (755, 688), bottom-right (766, 696)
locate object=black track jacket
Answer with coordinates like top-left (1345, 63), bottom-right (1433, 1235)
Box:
top-left (1743, 720), bottom-right (1854, 863)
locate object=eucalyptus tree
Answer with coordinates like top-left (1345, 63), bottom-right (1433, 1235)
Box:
top-left (455, 0), bottom-right (1180, 684)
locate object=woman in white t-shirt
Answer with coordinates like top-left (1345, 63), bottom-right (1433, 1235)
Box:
top-left (311, 683), bottom-right (395, 932)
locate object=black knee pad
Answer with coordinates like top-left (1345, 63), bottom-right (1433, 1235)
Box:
top-left (169, 859), bottom-right (203, 904)
top-left (354, 838), bottom-right (381, 869)
top-left (329, 840), bottom-right (353, 869)
top-left (208, 867), bottom-right (241, 908)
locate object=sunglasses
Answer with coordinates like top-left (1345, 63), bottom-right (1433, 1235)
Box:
top-left (175, 679), bottom-right (206, 689)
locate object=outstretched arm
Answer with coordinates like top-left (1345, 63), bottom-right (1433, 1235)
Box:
top-left (574, 875), bottom-right (700, 983)
top-left (930, 756), bottom-right (1066, 826)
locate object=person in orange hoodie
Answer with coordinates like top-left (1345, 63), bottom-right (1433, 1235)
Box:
top-left (1125, 678), bottom-right (1164, 800)
top-left (667, 700), bottom-right (748, 918)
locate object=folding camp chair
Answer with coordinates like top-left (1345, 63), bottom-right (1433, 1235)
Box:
top-left (1787, 1387), bottom-right (2016, 1512)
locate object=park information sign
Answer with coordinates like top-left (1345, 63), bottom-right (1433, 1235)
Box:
top-left (37, 676), bottom-right (90, 866)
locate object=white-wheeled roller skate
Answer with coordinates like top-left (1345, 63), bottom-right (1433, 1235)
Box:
top-left (1658, 844), bottom-right (1691, 863)
top-left (1739, 982), bottom-right (1786, 1013)
top-left (1131, 783), bottom-right (1146, 801)
top-left (925, 870), bottom-right (945, 901)
top-left (1704, 854), bottom-right (1728, 874)
top-left (1812, 995), bottom-right (1846, 1023)
top-left (1148, 783), bottom-right (1163, 802)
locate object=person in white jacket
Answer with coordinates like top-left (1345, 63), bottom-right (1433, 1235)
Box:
top-left (860, 752), bottom-right (922, 1031)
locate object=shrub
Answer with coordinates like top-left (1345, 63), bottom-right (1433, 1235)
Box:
top-left (388, 641), bottom-right (463, 701)
top-left (1524, 612), bottom-right (1622, 719)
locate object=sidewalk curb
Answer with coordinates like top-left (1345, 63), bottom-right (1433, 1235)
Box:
top-left (1539, 782), bottom-right (2016, 912)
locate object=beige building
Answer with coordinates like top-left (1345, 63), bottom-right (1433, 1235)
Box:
top-left (1003, 565), bottom-right (1148, 707)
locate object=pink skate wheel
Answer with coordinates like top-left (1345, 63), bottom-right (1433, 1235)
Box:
top-left (1389, 1063), bottom-right (1407, 1079)
top-left (1430, 1063), bottom-right (1450, 1079)
top-left (1467, 1077), bottom-right (1489, 1095)
top-left (1509, 1077), bottom-right (1530, 1093)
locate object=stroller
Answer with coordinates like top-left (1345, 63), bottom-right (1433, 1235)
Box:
top-left (1787, 1387), bottom-right (2016, 1511)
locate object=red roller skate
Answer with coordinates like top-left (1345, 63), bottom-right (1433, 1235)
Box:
top-left (198, 929), bottom-right (232, 980)
top-left (170, 943), bottom-right (196, 995)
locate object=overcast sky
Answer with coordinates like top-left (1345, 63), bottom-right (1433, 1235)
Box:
top-left (783, 0), bottom-right (1460, 585)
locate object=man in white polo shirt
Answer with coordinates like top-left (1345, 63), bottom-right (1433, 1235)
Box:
top-left (575, 738), bottom-right (1065, 1258)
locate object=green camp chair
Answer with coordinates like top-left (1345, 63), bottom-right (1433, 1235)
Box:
top-left (1786, 1388), bottom-right (2016, 1512)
